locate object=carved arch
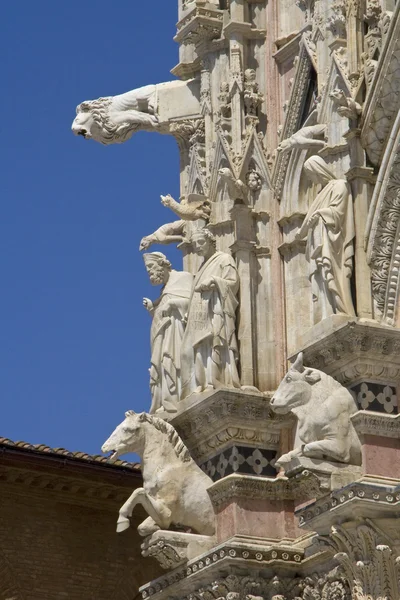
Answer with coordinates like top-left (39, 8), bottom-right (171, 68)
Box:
top-left (273, 34), bottom-right (316, 200)
top-left (366, 108), bottom-right (400, 325)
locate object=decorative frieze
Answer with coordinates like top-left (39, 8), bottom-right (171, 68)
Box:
top-left (201, 446), bottom-right (277, 481)
top-left (297, 480), bottom-right (400, 528)
top-left (171, 389), bottom-right (288, 466)
top-left (208, 471), bottom-right (324, 507)
top-left (299, 319), bottom-right (400, 389)
top-left (350, 381), bottom-right (398, 414)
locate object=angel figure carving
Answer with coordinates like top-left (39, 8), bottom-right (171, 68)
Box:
top-left (161, 194), bottom-right (211, 221)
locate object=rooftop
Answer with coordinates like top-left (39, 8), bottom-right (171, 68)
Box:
top-left (0, 436), bottom-right (140, 472)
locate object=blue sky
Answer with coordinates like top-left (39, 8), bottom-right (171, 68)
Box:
top-left (1, 2), bottom-right (183, 454)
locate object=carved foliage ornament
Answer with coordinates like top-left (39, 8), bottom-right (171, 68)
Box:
top-left (370, 153), bottom-right (400, 323)
top-left (183, 572), bottom-right (350, 600)
top-left (319, 523), bottom-right (400, 599)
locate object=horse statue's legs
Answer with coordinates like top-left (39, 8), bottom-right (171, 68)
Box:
top-left (117, 487), bottom-right (172, 534)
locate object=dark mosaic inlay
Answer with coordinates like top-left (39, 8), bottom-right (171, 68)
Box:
top-left (201, 445), bottom-right (278, 481)
top-left (350, 381), bottom-right (398, 414)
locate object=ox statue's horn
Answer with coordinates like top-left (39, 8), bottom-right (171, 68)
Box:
top-left (292, 352), bottom-right (304, 372)
top-left (125, 410), bottom-right (136, 417)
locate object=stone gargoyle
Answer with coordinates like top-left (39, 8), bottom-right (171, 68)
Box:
top-left (72, 79), bottom-right (200, 145)
top-left (270, 353), bottom-right (361, 468)
top-left (102, 411), bottom-right (215, 537)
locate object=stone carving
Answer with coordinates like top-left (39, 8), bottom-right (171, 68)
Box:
top-left (143, 253), bottom-right (193, 414)
top-left (326, 0), bottom-right (347, 38)
top-left (246, 169), bottom-right (262, 192)
top-left (180, 229), bottom-right (240, 399)
top-left (243, 69), bottom-right (263, 117)
top-left (277, 123), bottom-right (327, 154)
top-left (72, 84), bottom-right (159, 144)
top-left (330, 89), bottom-right (362, 120)
top-left (177, 571), bottom-right (350, 600)
top-left (361, 52), bottom-right (379, 89)
top-left (101, 411), bottom-right (215, 536)
top-left (160, 194), bottom-right (211, 221)
top-left (139, 220), bottom-right (188, 251)
top-left (141, 530), bottom-right (215, 570)
top-left (218, 168), bottom-right (248, 205)
top-left (218, 82), bottom-right (231, 118)
top-left (297, 156), bottom-right (355, 321)
top-left (320, 523), bottom-right (400, 600)
top-left (270, 352), bottom-right (362, 467)
top-left (72, 79), bottom-right (200, 145)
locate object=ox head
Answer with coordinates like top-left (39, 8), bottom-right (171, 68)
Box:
top-left (270, 353), bottom-right (321, 414)
top-left (101, 410), bottom-right (145, 461)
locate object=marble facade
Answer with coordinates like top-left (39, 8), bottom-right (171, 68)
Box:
top-left (73, 0), bottom-right (400, 598)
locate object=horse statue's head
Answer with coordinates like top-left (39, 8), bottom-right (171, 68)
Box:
top-left (101, 410), bottom-right (146, 461)
top-left (101, 410), bottom-right (191, 463)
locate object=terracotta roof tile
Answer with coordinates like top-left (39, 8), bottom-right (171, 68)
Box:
top-left (0, 437), bottom-right (140, 471)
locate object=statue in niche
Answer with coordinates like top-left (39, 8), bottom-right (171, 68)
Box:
top-left (139, 220), bottom-right (188, 251)
top-left (243, 69), bottom-right (263, 117)
top-left (143, 253), bottom-right (193, 414)
top-left (180, 229), bottom-right (240, 399)
top-left (218, 81), bottom-right (231, 118)
top-left (218, 167), bottom-right (248, 206)
top-left (297, 156), bottom-right (355, 321)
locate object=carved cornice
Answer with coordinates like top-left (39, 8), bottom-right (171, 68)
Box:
top-left (140, 549), bottom-right (350, 600)
top-left (223, 21), bottom-right (266, 39)
top-left (208, 472), bottom-right (324, 507)
top-left (0, 463), bottom-right (133, 506)
top-left (140, 543), bottom-right (311, 600)
top-left (171, 389), bottom-right (291, 463)
top-left (297, 480), bottom-right (400, 530)
top-left (297, 319), bottom-right (400, 386)
top-left (351, 410), bottom-right (400, 437)
top-left (175, 7), bottom-right (223, 45)
top-left (171, 59), bottom-right (202, 79)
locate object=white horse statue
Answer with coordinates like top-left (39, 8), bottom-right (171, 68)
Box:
top-left (102, 411), bottom-right (216, 537)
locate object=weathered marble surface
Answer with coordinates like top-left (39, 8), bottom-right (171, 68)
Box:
top-left (180, 229), bottom-right (240, 399)
top-left (72, 79), bottom-right (200, 144)
top-left (102, 411), bottom-right (215, 537)
top-left (143, 253), bottom-right (193, 414)
top-left (270, 353), bottom-right (361, 467)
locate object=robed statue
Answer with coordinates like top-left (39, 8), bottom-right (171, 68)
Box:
top-left (143, 253), bottom-right (193, 414)
top-left (180, 229), bottom-right (240, 399)
top-left (297, 156), bottom-right (355, 322)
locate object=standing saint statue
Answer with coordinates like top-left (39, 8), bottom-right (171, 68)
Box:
top-left (143, 252), bottom-right (193, 414)
top-left (297, 156), bottom-right (355, 322)
top-left (180, 229), bottom-right (240, 399)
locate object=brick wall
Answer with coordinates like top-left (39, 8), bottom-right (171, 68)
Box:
top-left (0, 446), bottom-right (161, 600)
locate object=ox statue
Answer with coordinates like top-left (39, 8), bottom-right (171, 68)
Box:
top-left (102, 410), bottom-right (215, 537)
top-left (270, 353), bottom-right (361, 468)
